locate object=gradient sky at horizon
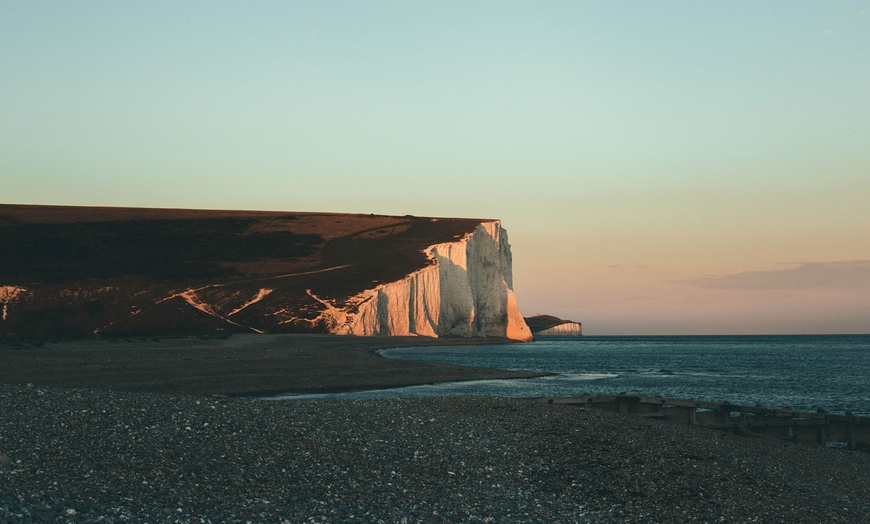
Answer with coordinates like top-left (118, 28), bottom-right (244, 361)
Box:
top-left (2, 2), bottom-right (869, 334)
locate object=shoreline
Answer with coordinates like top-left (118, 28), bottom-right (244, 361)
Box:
top-left (3, 334), bottom-right (870, 521)
top-left (0, 333), bottom-right (546, 397)
top-left (3, 383), bottom-right (870, 523)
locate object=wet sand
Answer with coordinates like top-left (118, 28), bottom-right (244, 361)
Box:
top-left (0, 334), bottom-right (543, 396)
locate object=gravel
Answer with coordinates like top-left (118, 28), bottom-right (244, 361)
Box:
top-left (2, 383), bottom-right (869, 523)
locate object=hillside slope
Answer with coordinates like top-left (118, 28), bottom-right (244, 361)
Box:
top-left (0, 205), bottom-right (532, 341)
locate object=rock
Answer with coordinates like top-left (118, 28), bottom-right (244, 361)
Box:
top-left (0, 206), bottom-right (534, 341)
top-left (326, 221), bottom-right (534, 341)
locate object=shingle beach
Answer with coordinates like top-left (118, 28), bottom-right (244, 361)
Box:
top-left (2, 336), bottom-right (870, 523)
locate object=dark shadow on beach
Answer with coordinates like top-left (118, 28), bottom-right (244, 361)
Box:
top-left (0, 334), bottom-right (544, 397)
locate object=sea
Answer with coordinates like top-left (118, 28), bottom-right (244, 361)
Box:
top-left (274, 335), bottom-right (870, 417)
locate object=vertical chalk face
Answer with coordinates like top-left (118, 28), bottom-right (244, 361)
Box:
top-left (0, 207), bottom-right (534, 340)
top-left (330, 222), bottom-right (533, 341)
top-left (536, 323), bottom-right (583, 336)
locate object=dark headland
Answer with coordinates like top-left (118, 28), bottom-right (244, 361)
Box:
top-left (0, 204), bottom-right (489, 340)
top-left (2, 205), bottom-right (869, 522)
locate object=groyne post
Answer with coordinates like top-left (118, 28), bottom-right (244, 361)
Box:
top-left (543, 395), bottom-right (870, 450)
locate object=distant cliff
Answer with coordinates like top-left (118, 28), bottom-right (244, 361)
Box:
top-left (0, 205), bottom-right (532, 341)
top-left (524, 314), bottom-right (582, 337)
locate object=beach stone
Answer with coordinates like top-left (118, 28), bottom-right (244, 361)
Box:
top-left (0, 453), bottom-right (11, 466)
top-left (1, 384), bottom-right (869, 523)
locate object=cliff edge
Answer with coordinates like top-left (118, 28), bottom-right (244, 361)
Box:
top-left (320, 221), bottom-right (532, 341)
top-left (0, 204), bottom-right (532, 341)
top-left (524, 314), bottom-right (582, 336)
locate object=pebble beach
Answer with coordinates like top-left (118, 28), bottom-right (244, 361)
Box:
top-left (3, 384), bottom-right (870, 523)
top-left (2, 336), bottom-right (870, 523)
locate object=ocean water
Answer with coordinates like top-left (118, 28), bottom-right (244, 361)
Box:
top-left (274, 335), bottom-right (870, 416)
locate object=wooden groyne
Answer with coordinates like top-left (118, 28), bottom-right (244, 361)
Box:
top-left (542, 394), bottom-right (870, 450)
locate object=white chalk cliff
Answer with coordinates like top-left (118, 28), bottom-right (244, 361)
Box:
top-left (0, 206), bottom-right (538, 341)
top-left (536, 323), bottom-right (582, 336)
top-left (316, 221), bottom-right (533, 341)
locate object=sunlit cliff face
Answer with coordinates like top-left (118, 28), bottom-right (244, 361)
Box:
top-left (0, 206), bottom-right (534, 341)
top-left (318, 222), bottom-right (533, 341)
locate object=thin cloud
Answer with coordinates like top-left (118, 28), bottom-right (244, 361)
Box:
top-left (672, 261), bottom-right (870, 290)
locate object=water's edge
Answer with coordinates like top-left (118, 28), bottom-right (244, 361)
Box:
top-left (273, 335), bottom-right (870, 417)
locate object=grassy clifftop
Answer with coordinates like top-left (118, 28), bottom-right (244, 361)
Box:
top-left (0, 204), bottom-right (485, 340)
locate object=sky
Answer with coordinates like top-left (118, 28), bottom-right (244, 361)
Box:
top-left (2, 1), bottom-right (869, 335)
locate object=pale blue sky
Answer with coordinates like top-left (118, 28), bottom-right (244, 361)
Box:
top-left (2, 2), bottom-right (869, 333)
